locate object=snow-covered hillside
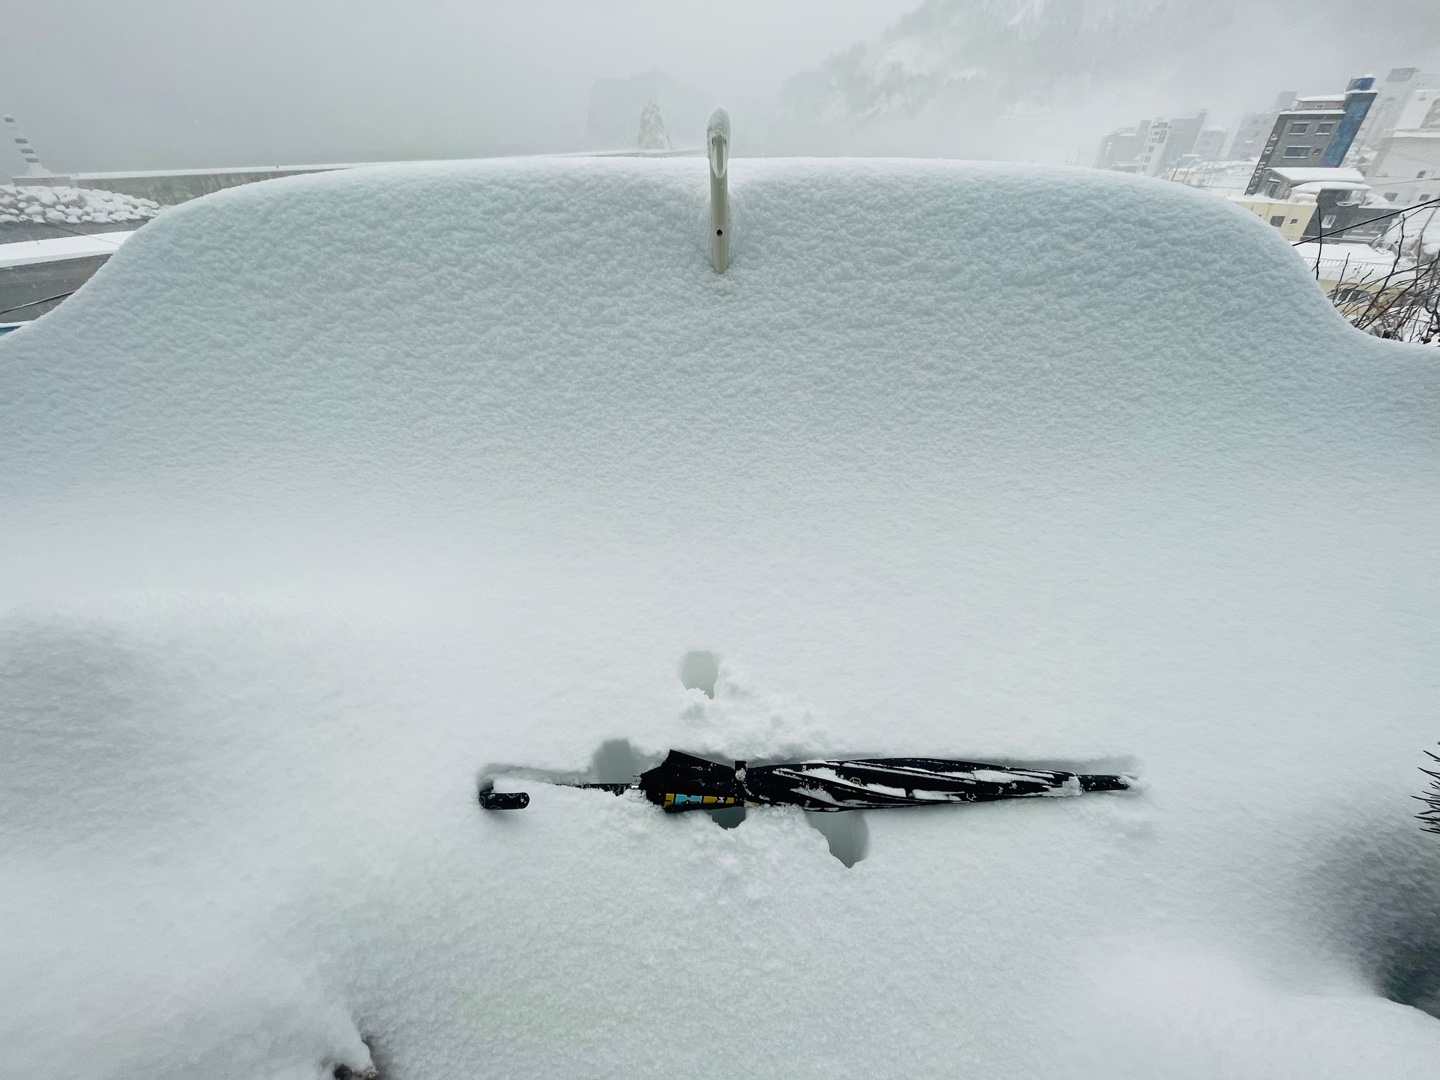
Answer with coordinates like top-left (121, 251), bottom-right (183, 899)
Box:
top-left (768, 0), bottom-right (1196, 154)
top-left (761, 0), bottom-right (1440, 159)
top-left (2, 158), bottom-right (1439, 1079)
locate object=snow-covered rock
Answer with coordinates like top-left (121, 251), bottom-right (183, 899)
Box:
top-left (2, 158), bottom-right (1439, 1079)
top-left (636, 102), bottom-right (671, 151)
top-left (0, 184), bottom-right (158, 226)
top-left (585, 69), bottom-right (713, 151)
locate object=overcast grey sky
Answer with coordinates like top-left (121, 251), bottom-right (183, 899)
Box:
top-left (0, 0), bottom-right (916, 172)
top-left (3, 0), bottom-right (1439, 173)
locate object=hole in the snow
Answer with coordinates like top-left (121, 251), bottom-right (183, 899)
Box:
top-left (710, 806), bottom-right (746, 829)
top-left (590, 738), bottom-right (647, 783)
top-left (330, 1033), bottom-right (384, 1080)
top-left (807, 810), bottom-right (869, 867)
top-left (679, 651), bottom-right (719, 698)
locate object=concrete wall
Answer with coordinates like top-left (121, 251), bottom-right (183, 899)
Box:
top-left (0, 254), bottom-right (110, 321)
top-left (13, 166), bottom-right (353, 207)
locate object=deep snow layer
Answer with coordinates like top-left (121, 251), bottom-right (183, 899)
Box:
top-left (3, 158), bottom-right (1440, 1079)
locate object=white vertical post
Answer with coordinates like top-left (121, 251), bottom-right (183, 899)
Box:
top-left (707, 108), bottom-right (730, 274)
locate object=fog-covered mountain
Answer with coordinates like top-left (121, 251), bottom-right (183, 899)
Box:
top-left (779, 0), bottom-right (1175, 123)
top-left (756, 0), bottom-right (1440, 160)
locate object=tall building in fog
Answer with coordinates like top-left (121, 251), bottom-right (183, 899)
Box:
top-left (1365, 84), bottom-right (1440, 205)
top-left (1357, 67), bottom-right (1440, 151)
top-left (1192, 127), bottom-right (1230, 162)
top-left (1228, 92), bottom-right (1298, 160)
top-left (1135, 120), bottom-right (1172, 174)
top-left (1095, 123), bottom-right (1147, 170)
top-left (1096, 113), bottom-right (1206, 174)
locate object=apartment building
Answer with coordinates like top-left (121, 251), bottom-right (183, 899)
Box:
top-left (1244, 77), bottom-right (1378, 195)
top-left (1365, 86), bottom-right (1440, 206)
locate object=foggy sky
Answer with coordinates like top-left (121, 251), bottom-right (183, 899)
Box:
top-left (0, 0), bottom-right (916, 173)
top-left (3, 0), bottom-right (1440, 175)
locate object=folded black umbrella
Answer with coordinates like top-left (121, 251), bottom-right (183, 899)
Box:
top-left (479, 749), bottom-right (1132, 812)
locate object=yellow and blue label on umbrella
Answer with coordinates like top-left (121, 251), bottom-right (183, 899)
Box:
top-left (662, 792), bottom-right (741, 810)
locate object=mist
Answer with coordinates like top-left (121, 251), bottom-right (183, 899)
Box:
top-left (3, 0), bottom-right (1440, 173)
top-left (0, 0), bottom-right (913, 172)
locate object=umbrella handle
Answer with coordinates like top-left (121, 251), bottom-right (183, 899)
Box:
top-left (478, 790), bottom-right (529, 810)
top-left (478, 782), bottom-right (633, 809)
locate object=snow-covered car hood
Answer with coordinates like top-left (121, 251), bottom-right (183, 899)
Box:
top-left (3, 158), bottom-right (1439, 1078)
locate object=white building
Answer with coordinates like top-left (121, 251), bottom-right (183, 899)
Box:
top-left (1136, 120), bottom-right (1171, 176)
top-left (1366, 87), bottom-right (1440, 206)
top-left (1356, 67), bottom-right (1440, 151)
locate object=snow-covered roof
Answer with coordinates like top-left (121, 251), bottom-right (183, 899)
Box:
top-left (1289, 181), bottom-right (1368, 194)
top-left (1230, 194), bottom-right (1310, 207)
top-left (1293, 240), bottom-right (1407, 275)
top-left (3, 159), bottom-right (1440, 1079)
top-left (1266, 167), bottom-right (1368, 185)
top-left (0, 230), bottom-right (132, 269)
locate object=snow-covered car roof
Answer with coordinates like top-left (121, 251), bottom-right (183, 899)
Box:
top-left (3, 158), bottom-right (1439, 1080)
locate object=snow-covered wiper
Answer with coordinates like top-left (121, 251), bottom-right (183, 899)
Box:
top-left (479, 749), bottom-right (1133, 812)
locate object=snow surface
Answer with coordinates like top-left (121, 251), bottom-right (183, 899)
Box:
top-left (3, 157), bottom-right (1440, 1079)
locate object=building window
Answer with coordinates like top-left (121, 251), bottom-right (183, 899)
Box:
top-left (1290, 122), bottom-right (1310, 133)
top-left (1270, 215), bottom-right (1286, 226)
top-left (1316, 122), bottom-right (1335, 134)
top-left (1322, 215), bottom-right (1336, 228)
top-left (1312, 147), bottom-right (1322, 154)
top-left (1385, 192), bottom-right (1400, 201)
top-left (1282, 146), bottom-right (1310, 158)
top-left (1419, 171), bottom-right (1428, 178)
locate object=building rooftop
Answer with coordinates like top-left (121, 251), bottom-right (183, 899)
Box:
top-left (1266, 167), bottom-right (1368, 185)
top-left (1294, 241), bottom-right (1410, 278)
